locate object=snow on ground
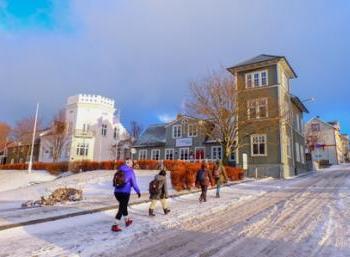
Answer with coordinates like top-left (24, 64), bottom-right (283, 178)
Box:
top-left (0, 170), bottom-right (56, 193)
top-left (1, 165), bottom-right (350, 257)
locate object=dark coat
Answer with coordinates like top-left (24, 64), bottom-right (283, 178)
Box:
top-left (196, 169), bottom-right (213, 187)
top-left (149, 174), bottom-right (168, 200)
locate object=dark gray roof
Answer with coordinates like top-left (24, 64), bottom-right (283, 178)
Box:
top-left (230, 54), bottom-right (283, 68)
top-left (228, 54), bottom-right (297, 78)
top-left (133, 124), bottom-right (166, 147)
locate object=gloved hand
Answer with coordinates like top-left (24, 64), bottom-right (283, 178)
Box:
top-left (137, 192), bottom-right (141, 198)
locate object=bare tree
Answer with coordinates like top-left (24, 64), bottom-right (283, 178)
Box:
top-left (185, 71), bottom-right (238, 164)
top-left (45, 110), bottom-right (69, 162)
top-left (11, 116), bottom-right (43, 143)
top-left (0, 122), bottom-right (11, 145)
top-left (129, 121), bottom-right (143, 141)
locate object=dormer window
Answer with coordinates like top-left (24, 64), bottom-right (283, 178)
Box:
top-left (172, 125), bottom-right (182, 139)
top-left (188, 124), bottom-right (198, 137)
top-left (245, 70), bottom-right (268, 88)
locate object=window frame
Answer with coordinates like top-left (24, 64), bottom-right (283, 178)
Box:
top-left (211, 146), bottom-right (223, 160)
top-left (138, 149), bottom-right (147, 160)
top-left (151, 149), bottom-right (161, 160)
top-left (251, 134), bottom-right (267, 157)
top-left (295, 142), bottom-right (300, 162)
top-left (165, 148), bottom-right (174, 160)
top-left (179, 147), bottom-right (189, 160)
top-left (247, 98), bottom-right (268, 119)
top-left (245, 70), bottom-right (268, 89)
top-left (172, 125), bottom-right (182, 139)
top-left (187, 124), bottom-right (198, 137)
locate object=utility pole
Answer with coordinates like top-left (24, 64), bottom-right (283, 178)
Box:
top-left (28, 103), bottom-right (39, 174)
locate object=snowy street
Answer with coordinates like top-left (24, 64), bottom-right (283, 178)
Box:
top-left (0, 165), bottom-right (350, 257)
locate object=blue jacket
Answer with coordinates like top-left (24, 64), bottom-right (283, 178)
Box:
top-left (114, 164), bottom-right (141, 194)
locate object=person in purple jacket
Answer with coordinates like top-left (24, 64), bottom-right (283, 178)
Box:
top-left (112, 159), bottom-right (141, 232)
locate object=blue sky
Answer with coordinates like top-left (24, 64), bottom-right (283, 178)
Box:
top-left (0, 0), bottom-right (349, 134)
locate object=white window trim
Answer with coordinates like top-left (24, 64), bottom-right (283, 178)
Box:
top-left (245, 70), bottom-right (268, 89)
top-left (187, 124), bottom-right (198, 137)
top-left (194, 147), bottom-right (205, 160)
top-left (172, 125), bottom-right (182, 139)
top-left (151, 149), bottom-right (160, 160)
top-left (295, 142), bottom-right (300, 162)
top-left (138, 149), bottom-right (147, 160)
top-left (165, 148), bottom-right (174, 160)
top-left (251, 134), bottom-right (268, 157)
top-left (247, 98), bottom-right (269, 119)
top-left (179, 147), bottom-right (189, 160)
top-left (300, 145), bottom-right (305, 164)
top-left (211, 146), bottom-right (223, 160)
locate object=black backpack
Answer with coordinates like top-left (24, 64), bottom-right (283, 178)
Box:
top-left (149, 178), bottom-right (161, 195)
top-left (113, 169), bottom-right (126, 188)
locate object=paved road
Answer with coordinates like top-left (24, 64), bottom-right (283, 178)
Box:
top-left (116, 166), bottom-right (350, 257)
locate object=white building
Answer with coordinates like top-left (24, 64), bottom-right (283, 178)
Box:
top-left (39, 94), bottom-right (128, 162)
top-left (305, 117), bottom-right (345, 165)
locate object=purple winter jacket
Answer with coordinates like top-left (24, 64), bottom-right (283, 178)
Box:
top-left (114, 164), bottom-right (141, 194)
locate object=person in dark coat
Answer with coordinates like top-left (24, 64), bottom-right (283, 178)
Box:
top-left (149, 169), bottom-right (170, 216)
top-left (195, 162), bottom-right (213, 202)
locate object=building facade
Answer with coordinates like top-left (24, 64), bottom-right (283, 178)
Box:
top-left (227, 54), bottom-right (309, 178)
top-left (305, 117), bottom-right (347, 165)
top-left (6, 138), bottom-right (40, 164)
top-left (133, 115), bottom-right (230, 162)
top-left (39, 94), bottom-right (128, 162)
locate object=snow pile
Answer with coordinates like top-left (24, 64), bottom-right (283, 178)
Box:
top-left (0, 170), bottom-right (57, 192)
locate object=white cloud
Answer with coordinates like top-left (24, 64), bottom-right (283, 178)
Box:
top-left (158, 114), bottom-right (175, 123)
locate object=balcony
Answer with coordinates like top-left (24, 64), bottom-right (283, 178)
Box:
top-left (74, 129), bottom-right (95, 138)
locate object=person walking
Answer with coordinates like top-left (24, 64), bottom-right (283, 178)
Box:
top-left (112, 159), bottom-right (141, 232)
top-left (213, 160), bottom-right (228, 198)
top-left (149, 169), bottom-right (170, 216)
top-left (196, 162), bottom-right (213, 202)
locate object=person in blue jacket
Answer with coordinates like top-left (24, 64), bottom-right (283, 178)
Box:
top-left (112, 159), bottom-right (141, 232)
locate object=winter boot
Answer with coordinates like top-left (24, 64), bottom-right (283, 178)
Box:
top-left (149, 209), bottom-right (156, 217)
top-left (111, 224), bottom-right (122, 232)
top-left (216, 192), bottom-right (220, 198)
top-left (125, 218), bottom-right (133, 227)
top-left (163, 209), bottom-right (170, 215)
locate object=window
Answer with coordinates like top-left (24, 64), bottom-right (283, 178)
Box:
top-left (300, 145), bottom-right (305, 164)
top-left (229, 148), bottom-right (235, 161)
top-left (195, 147), bottom-right (205, 160)
top-left (245, 70), bottom-right (268, 88)
top-left (188, 124), bottom-right (198, 137)
top-left (211, 146), bottom-right (222, 160)
top-left (254, 73), bottom-right (259, 86)
top-left (151, 149), bottom-right (160, 160)
top-left (261, 71), bottom-right (267, 86)
top-left (76, 143), bottom-right (89, 156)
top-left (295, 142), bottom-right (300, 162)
top-left (251, 135), bottom-right (267, 156)
top-left (311, 123), bottom-right (320, 132)
top-left (295, 113), bottom-right (300, 131)
top-left (165, 149), bottom-right (174, 160)
top-left (82, 123), bottom-right (90, 132)
top-left (179, 148), bottom-right (189, 160)
top-left (101, 124), bottom-right (107, 136)
top-left (139, 150), bottom-right (147, 160)
top-left (173, 125), bottom-right (182, 139)
top-left (113, 127), bottom-right (118, 140)
top-left (248, 98), bottom-right (268, 119)
top-left (246, 74), bottom-right (252, 88)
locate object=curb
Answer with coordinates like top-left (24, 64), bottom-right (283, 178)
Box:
top-left (0, 180), bottom-right (249, 232)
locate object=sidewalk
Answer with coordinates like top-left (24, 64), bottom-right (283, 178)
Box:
top-left (0, 180), bottom-right (249, 231)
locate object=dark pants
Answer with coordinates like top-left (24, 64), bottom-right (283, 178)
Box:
top-left (199, 185), bottom-right (208, 202)
top-left (114, 192), bottom-right (130, 220)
